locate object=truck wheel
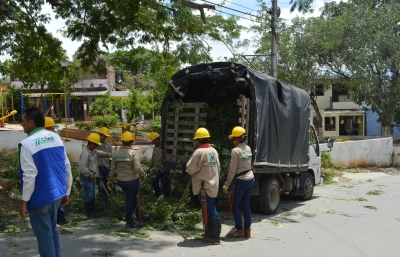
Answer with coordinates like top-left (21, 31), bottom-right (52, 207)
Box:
top-left (250, 195), bottom-right (260, 213)
top-left (298, 173), bottom-right (314, 200)
top-left (259, 178), bottom-right (280, 215)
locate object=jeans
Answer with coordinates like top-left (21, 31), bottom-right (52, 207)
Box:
top-left (97, 166), bottom-right (110, 199)
top-left (151, 171), bottom-right (170, 198)
top-left (198, 194), bottom-right (219, 220)
top-left (117, 179), bottom-right (138, 222)
top-left (28, 199), bottom-right (62, 257)
top-left (80, 174), bottom-right (95, 203)
top-left (57, 206), bottom-right (66, 224)
top-left (232, 178), bottom-right (255, 229)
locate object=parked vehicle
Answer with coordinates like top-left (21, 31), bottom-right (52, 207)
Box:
top-left (161, 62), bottom-right (333, 214)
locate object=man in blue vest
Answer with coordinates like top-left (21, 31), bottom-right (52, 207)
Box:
top-left (19, 107), bottom-right (72, 257)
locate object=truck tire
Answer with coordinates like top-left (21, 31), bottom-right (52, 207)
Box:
top-left (298, 173), bottom-right (314, 200)
top-left (259, 178), bottom-right (280, 215)
top-left (250, 195), bottom-right (260, 213)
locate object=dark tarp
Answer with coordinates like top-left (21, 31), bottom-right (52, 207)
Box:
top-left (163, 62), bottom-right (310, 168)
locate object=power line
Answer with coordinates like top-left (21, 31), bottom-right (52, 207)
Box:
top-left (223, 0), bottom-right (259, 13)
top-left (214, 9), bottom-right (257, 23)
top-left (200, 0), bottom-right (268, 20)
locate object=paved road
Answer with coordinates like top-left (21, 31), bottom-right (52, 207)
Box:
top-left (2, 171), bottom-right (400, 257)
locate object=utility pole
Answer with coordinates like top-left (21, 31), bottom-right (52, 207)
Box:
top-left (270, 0), bottom-right (278, 78)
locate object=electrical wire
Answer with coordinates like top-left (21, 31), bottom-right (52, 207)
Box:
top-left (223, 0), bottom-right (259, 13)
top-left (214, 9), bottom-right (258, 23)
top-left (200, 0), bottom-right (267, 20)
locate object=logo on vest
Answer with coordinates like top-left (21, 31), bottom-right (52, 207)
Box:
top-left (33, 136), bottom-right (55, 146)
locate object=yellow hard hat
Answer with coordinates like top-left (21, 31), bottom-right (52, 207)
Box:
top-left (44, 117), bottom-right (58, 129)
top-left (87, 133), bottom-right (101, 145)
top-left (149, 132), bottom-right (160, 142)
top-left (121, 131), bottom-right (134, 141)
top-left (193, 127), bottom-right (210, 140)
top-left (228, 126), bottom-right (246, 139)
top-left (98, 127), bottom-right (111, 137)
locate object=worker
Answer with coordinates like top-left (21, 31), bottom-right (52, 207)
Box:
top-left (186, 127), bottom-right (221, 245)
top-left (19, 107), bottom-right (72, 256)
top-left (79, 133), bottom-right (111, 218)
top-left (148, 131), bottom-right (170, 198)
top-left (223, 126), bottom-right (255, 238)
top-left (97, 127), bottom-right (112, 199)
top-left (44, 117), bottom-right (70, 226)
top-left (108, 131), bottom-right (147, 228)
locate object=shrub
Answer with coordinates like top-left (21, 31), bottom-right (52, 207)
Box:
top-left (150, 116), bottom-right (161, 133)
top-left (92, 114), bottom-right (120, 128)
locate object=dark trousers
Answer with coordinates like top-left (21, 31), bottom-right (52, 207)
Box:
top-left (198, 194), bottom-right (220, 220)
top-left (117, 179), bottom-right (139, 222)
top-left (151, 171), bottom-right (170, 198)
top-left (232, 178), bottom-right (255, 229)
top-left (97, 166), bottom-right (110, 199)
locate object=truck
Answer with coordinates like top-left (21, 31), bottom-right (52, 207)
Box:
top-left (160, 62), bottom-right (333, 215)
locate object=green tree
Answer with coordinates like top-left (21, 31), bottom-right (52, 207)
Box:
top-left (305, 0), bottom-right (400, 136)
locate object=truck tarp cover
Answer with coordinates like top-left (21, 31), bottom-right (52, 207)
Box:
top-left (166, 62), bottom-right (310, 167)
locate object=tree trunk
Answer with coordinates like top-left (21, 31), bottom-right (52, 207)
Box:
top-left (0, 178), bottom-right (15, 191)
top-left (310, 97), bottom-right (324, 139)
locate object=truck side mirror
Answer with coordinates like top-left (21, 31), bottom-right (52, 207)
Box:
top-left (327, 138), bottom-right (334, 150)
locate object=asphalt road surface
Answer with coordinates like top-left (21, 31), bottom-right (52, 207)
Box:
top-left (2, 171), bottom-right (400, 257)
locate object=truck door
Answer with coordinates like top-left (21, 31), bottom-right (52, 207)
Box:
top-left (309, 124), bottom-right (322, 184)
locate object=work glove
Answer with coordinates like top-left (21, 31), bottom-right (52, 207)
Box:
top-left (107, 181), bottom-right (114, 190)
top-left (142, 173), bottom-right (147, 179)
top-left (89, 174), bottom-right (96, 180)
top-left (223, 184), bottom-right (229, 194)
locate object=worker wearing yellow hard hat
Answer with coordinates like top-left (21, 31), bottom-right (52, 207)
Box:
top-left (44, 117), bottom-right (69, 226)
top-left (224, 126), bottom-right (254, 239)
top-left (186, 127), bottom-right (221, 245)
top-left (108, 131), bottom-right (147, 228)
top-left (96, 127), bottom-right (112, 200)
top-left (148, 131), bottom-right (171, 198)
top-left (79, 132), bottom-right (112, 218)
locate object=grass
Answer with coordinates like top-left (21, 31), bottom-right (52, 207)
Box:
top-left (364, 205), bottom-right (378, 211)
top-left (366, 190), bottom-right (383, 195)
top-left (91, 250), bottom-right (115, 257)
top-left (106, 229), bottom-right (149, 238)
top-left (352, 197), bottom-right (368, 201)
top-left (366, 179), bottom-right (374, 182)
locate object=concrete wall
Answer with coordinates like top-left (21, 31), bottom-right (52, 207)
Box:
top-left (393, 146), bottom-right (400, 168)
top-left (0, 130), bottom-right (153, 165)
top-left (320, 137), bottom-right (393, 167)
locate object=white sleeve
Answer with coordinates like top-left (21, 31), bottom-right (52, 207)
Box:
top-left (20, 146), bottom-right (38, 201)
top-left (64, 150), bottom-right (73, 195)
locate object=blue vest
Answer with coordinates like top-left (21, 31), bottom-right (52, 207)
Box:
top-left (19, 128), bottom-right (67, 210)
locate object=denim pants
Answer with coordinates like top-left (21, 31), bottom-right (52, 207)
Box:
top-left (151, 171), bottom-right (170, 198)
top-left (80, 174), bottom-right (95, 203)
top-left (198, 194), bottom-right (220, 220)
top-left (232, 178), bottom-right (255, 229)
top-left (117, 179), bottom-right (138, 222)
top-left (28, 199), bottom-right (62, 257)
top-left (97, 166), bottom-right (110, 199)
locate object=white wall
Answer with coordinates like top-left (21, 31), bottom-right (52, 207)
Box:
top-left (320, 137), bottom-right (393, 167)
top-left (1, 130), bottom-right (26, 150)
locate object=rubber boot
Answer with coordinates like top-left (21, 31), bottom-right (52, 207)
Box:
top-left (84, 202), bottom-right (93, 218)
top-left (202, 225), bottom-right (210, 238)
top-left (227, 229), bottom-right (245, 238)
top-left (202, 219), bottom-right (221, 245)
top-left (244, 228), bottom-right (251, 238)
top-left (126, 218), bottom-right (143, 229)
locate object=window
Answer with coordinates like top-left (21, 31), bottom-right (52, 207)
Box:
top-left (315, 84), bottom-right (324, 96)
top-left (324, 117), bottom-right (336, 131)
top-left (309, 126), bottom-right (319, 156)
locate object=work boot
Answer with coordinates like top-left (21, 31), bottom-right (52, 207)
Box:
top-left (84, 202), bottom-right (93, 218)
top-left (244, 228), bottom-right (251, 238)
top-left (227, 229), bottom-right (245, 238)
top-left (126, 218), bottom-right (143, 229)
top-left (202, 225), bottom-right (210, 238)
top-left (202, 219), bottom-right (221, 245)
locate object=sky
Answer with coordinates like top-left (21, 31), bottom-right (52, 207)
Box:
top-left (0, 0), bottom-right (335, 64)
